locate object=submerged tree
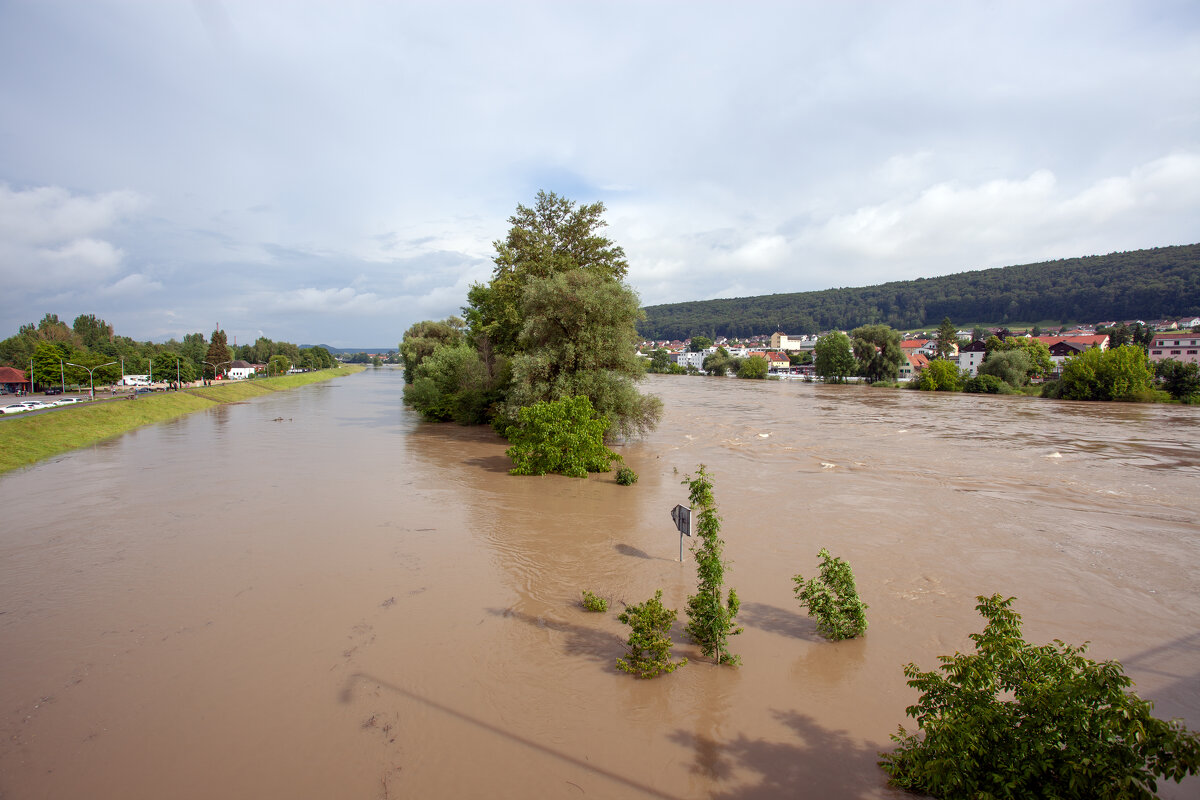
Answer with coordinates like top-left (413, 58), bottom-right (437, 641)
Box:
top-left (793, 549), bottom-right (868, 640)
top-left (616, 590), bottom-right (687, 678)
top-left (880, 595), bottom-right (1200, 799)
top-left (851, 324), bottom-right (904, 384)
top-left (683, 465), bottom-right (741, 665)
top-left (813, 331), bottom-right (854, 383)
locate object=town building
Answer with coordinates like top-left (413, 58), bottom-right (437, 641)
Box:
top-left (1149, 333), bottom-right (1200, 366)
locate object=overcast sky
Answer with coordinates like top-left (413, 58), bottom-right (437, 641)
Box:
top-left (2, 1), bottom-right (1198, 347)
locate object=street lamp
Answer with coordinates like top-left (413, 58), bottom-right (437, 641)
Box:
top-left (66, 361), bottom-right (117, 401)
top-left (205, 360), bottom-right (232, 384)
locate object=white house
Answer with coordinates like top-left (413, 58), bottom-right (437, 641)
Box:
top-left (228, 360), bottom-right (256, 380)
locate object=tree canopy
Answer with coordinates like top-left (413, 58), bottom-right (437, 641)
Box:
top-left (851, 324), bottom-right (904, 384)
top-left (813, 331), bottom-right (854, 383)
top-left (401, 192), bottom-right (662, 462)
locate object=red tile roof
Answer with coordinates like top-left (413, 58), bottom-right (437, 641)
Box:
top-left (0, 366), bottom-right (29, 383)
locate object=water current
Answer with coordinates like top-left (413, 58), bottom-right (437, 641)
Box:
top-left (1, 368), bottom-right (1198, 798)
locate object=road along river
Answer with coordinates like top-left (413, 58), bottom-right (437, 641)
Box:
top-left (1, 368), bottom-right (1197, 798)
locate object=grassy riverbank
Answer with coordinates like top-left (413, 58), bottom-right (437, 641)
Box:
top-left (0, 366), bottom-right (365, 475)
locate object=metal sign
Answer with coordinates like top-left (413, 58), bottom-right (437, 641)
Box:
top-left (671, 504), bottom-right (691, 536)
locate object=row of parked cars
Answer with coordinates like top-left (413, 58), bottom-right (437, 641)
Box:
top-left (1, 396), bottom-right (87, 414)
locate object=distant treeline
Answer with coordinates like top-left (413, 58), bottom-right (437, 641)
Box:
top-left (638, 244), bottom-right (1200, 340)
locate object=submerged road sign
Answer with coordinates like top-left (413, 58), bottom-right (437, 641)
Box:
top-left (671, 504), bottom-right (692, 562)
top-left (671, 504), bottom-right (691, 536)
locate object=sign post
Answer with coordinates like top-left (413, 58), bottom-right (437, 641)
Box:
top-left (670, 504), bottom-right (692, 562)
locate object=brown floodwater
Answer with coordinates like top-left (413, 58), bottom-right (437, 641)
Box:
top-left (1, 369), bottom-right (1198, 799)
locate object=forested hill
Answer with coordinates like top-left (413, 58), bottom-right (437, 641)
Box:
top-left (637, 243), bottom-right (1200, 340)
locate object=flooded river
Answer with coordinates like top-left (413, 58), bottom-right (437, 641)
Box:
top-left (2, 369), bottom-right (1198, 798)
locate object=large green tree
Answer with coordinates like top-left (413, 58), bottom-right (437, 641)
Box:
top-left (203, 329), bottom-right (233, 379)
top-left (851, 324), bottom-right (904, 384)
top-left (978, 349), bottom-right (1033, 388)
top-left (459, 192), bottom-right (660, 440)
top-left (466, 190), bottom-right (629, 358)
top-left (400, 318), bottom-right (465, 379)
top-left (813, 331), bottom-right (854, 383)
top-left (1156, 359), bottom-right (1200, 401)
top-left (502, 268), bottom-right (660, 439)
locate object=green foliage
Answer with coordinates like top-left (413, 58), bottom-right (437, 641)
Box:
top-left (616, 590), bottom-right (686, 678)
top-left (736, 354), bottom-right (769, 379)
top-left (914, 358), bottom-right (964, 392)
top-left (879, 594), bottom-right (1200, 799)
top-left (203, 329), bottom-right (233, 379)
top-left (813, 331), bottom-right (855, 383)
top-left (682, 466), bottom-right (742, 665)
top-left (852, 324), bottom-right (904, 384)
top-left (792, 549), bottom-right (868, 640)
top-left (268, 354), bottom-right (291, 376)
top-left (703, 346), bottom-right (735, 376)
top-left (1060, 344), bottom-right (1155, 401)
top-left (993, 336), bottom-right (1053, 379)
top-left (978, 348), bottom-right (1033, 387)
top-left (501, 267), bottom-right (662, 439)
top-left (1156, 359), bottom-right (1200, 401)
top-left (615, 466), bottom-right (638, 486)
top-left (934, 317), bottom-right (961, 360)
top-left (581, 590), bottom-right (608, 612)
top-left (647, 348), bottom-right (674, 374)
top-left (505, 395), bottom-right (620, 477)
top-left (468, 190), bottom-right (629, 358)
top-left (963, 373), bottom-right (1010, 394)
top-left (399, 318), bottom-right (465, 380)
top-left (638, 244), bottom-right (1200, 340)
top-left (689, 335), bottom-right (713, 352)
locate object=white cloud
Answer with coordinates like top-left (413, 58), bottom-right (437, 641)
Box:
top-left (99, 273), bottom-right (164, 297)
top-left (0, 183), bottom-right (144, 291)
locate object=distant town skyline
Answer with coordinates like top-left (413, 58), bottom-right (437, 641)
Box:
top-left (2, 1), bottom-right (1198, 347)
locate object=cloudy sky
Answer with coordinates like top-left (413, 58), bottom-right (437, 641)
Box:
top-left (2, 1), bottom-right (1197, 348)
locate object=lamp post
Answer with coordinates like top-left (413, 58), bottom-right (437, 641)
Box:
top-left (205, 360), bottom-right (232, 384)
top-left (67, 362), bottom-right (117, 401)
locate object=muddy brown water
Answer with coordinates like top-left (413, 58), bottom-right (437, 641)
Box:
top-left (1, 368), bottom-right (1198, 799)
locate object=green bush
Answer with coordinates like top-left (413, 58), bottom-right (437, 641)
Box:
top-left (736, 354), bottom-right (769, 379)
top-left (963, 373), bottom-right (1009, 394)
top-left (505, 395), bottom-right (620, 477)
top-left (1060, 344), bottom-right (1155, 401)
top-left (581, 590), bottom-right (608, 612)
top-left (615, 466), bottom-right (638, 485)
top-left (616, 590), bottom-right (687, 678)
top-left (879, 595), bottom-right (1200, 799)
top-left (793, 548), bottom-right (868, 640)
top-left (914, 359), bottom-right (964, 391)
top-left (683, 466), bottom-right (742, 665)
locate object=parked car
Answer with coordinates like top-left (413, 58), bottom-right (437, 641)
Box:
top-left (2, 401), bottom-right (43, 414)
top-left (54, 397), bottom-right (85, 406)
top-left (44, 387), bottom-right (63, 395)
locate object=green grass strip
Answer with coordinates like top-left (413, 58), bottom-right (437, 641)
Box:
top-left (0, 366), bottom-right (365, 476)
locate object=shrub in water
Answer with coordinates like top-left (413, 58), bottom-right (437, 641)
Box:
top-left (793, 548), bottom-right (868, 640)
top-left (615, 466), bottom-right (638, 485)
top-left (580, 590), bottom-right (608, 612)
top-left (880, 594), bottom-right (1200, 799)
top-left (616, 590), bottom-right (686, 678)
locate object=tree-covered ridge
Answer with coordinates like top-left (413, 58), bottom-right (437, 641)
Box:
top-left (639, 243), bottom-right (1200, 340)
